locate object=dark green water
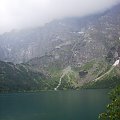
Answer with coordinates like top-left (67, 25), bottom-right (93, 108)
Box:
top-left (0, 90), bottom-right (109, 120)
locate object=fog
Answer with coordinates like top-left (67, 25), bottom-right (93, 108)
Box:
top-left (0, 0), bottom-right (120, 34)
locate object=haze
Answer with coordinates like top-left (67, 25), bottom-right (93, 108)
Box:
top-left (0, 0), bottom-right (120, 34)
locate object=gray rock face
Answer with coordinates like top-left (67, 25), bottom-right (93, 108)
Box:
top-left (0, 4), bottom-right (120, 65)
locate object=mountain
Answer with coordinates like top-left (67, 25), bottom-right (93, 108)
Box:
top-left (0, 4), bottom-right (120, 64)
top-left (0, 4), bottom-right (120, 92)
top-left (82, 63), bottom-right (120, 89)
top-left (0, 61), bottom-right (49, 92)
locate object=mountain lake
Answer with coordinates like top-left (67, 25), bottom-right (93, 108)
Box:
top-left (0, 89), bottom-right (110, 120)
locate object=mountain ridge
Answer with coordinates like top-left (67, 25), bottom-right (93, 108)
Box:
top-left (0, 4), bottom-right (120, 64)
top-left (0, 4), bottom-right (120, 92)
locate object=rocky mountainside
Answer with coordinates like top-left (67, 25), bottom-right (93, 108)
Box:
top-left (0, 4), bottom-right (120, 92)
top-left (0, 4), bottom-right (120, 64)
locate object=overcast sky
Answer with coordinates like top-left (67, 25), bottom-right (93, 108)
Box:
top-left (0, 0), bottom-right (120, 34)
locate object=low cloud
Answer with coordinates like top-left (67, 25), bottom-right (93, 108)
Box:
top-left (0, 0), bottom-right (120, 33)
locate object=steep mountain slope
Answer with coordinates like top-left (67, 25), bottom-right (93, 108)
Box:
top-left (0, 58), bottom-right (120, 92)
top-left (0, 60), bottom-right (78, 92)
top-left (0, 61), bottom-right (49, 92)
top-left (0, 4), bottom-right (120, 92)
top-left (0, 4), bottom-right (120, 64)
top-left (82, 62), bottom-right (120, 89)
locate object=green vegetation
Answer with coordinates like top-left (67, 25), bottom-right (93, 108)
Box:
top-left (0, 60), bottom-right (78, 92)
top-left (99, 85), bottom-right (120, 120)
top-left (82, 67), bottom-right (120, 89)
top-left (0, 61), bottom-right (48, 92)
top-left (81, 60), bottom-right (95, 71)
top-left (59, 71), bottom-right (78, 90)
top-left (0, 56), bottom-right (120, 92)
top-left (73, 60), bottom-right (96, 72)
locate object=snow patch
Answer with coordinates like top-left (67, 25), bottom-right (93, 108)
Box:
top-left (55, 41), bottom-right (71, 49)
top-left (78, 31), bottom-right (84, 34)
top-left (113, 59), bottom-right (119, 66)
top-left (7, 48), bottom-right (12, 52)
top-left (58, 22), bottom-right (66, 26)
top-left (55, 55), bottom-right (59, 59)
top-left (55, 46), bottom-right (61, 49)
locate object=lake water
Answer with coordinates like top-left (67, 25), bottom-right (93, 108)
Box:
top-left (0, 90), bottom-right (110, 120)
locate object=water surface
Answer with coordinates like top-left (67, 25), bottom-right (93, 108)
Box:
top-left (0, 90), bottom-right (109, 120)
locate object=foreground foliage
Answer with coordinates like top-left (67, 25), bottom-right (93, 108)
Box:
top-left (99, 85), bottom-right (120, 120)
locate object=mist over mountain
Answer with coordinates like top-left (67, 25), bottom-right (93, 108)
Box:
top-left (0, 4), bottom-right (120, 64)
top-left (0, 0), bottom-right (120, 34)
top-left (0, 3), bottom-right (120, 92)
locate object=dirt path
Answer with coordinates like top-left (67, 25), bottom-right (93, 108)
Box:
top-left (94, 59), bottom-right (119, 82)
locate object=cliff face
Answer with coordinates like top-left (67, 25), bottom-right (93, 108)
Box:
top-left (0, 4), bottom-right (120, 64)
top-left (0, 4), bottom-right (120, 91)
